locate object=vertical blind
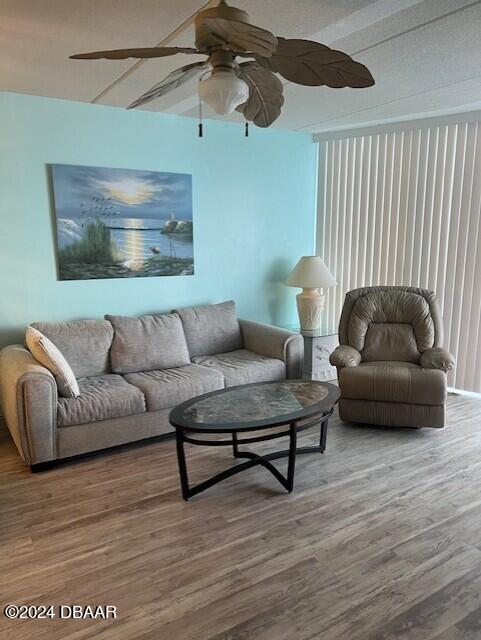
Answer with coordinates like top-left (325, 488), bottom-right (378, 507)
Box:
top-left (317, 121), bottom-right (481, 392)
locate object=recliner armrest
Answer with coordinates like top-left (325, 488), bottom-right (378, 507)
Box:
top-left (0, 345), bottom-right (58, 465)
top-left (238, 319), bottom-right (303, 379)
top-left (420, 347), bottom-right (455, 373)
top-left (330, 345), bottom-right (362, 369)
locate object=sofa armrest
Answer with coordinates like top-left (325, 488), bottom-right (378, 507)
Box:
top-left (239, 319), bottom-right (304, 379)
top-left (330, 345), bottom-right (362, 369)
top-left (420, 347), bottom-right (455, 373)
top-left (0, 345), bottom-right (58, 465)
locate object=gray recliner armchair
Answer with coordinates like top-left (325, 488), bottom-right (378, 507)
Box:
top-left (330, 286), bottom-right (455, 428)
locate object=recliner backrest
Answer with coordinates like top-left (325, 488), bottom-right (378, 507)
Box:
top-left (338, 286), bottom-right (443, 363)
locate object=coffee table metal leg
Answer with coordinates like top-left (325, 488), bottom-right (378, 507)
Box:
top-left (286, 423), bottom-right (297, 493)
top-left (320, 415), bottom-right (328, 453)
top-left (232, 430), bottom-right (239, 458)
top-left (175, 429), bottom-right (190, 501)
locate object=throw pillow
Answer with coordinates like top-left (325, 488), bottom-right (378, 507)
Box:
top-left (25, 326), bottom-right (80, 398)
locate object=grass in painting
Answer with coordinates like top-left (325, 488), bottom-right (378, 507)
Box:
top-left (59, 220), bottom-right (122, 265)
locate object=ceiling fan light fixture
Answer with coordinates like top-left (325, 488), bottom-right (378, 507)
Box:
top-left (198, 70), bottom-right (249, 115)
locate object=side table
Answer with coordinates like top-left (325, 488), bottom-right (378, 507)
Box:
top-left (302, 332), bottom-right (338, 381)
top-left (279, 325), bottom-right (338, 381)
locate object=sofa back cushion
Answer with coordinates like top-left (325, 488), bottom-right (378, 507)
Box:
top-left (174, 300), bottom-right (243, 357)
top-left (106, 313), bottom-right (190, 374)
top-left (31, 319), bottom-right (113, 378)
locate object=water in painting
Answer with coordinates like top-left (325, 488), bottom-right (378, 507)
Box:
top-left (50, 164), bottom-right (194, 280)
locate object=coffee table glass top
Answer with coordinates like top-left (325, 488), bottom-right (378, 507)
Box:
top-left (170, 381), bottom-right (339, 432)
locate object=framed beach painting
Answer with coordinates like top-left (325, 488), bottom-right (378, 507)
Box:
top-left (50, 164), bottom-right (194, 280)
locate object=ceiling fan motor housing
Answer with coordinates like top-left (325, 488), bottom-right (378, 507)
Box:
top-left (195, 3), bottom-right (250, 52)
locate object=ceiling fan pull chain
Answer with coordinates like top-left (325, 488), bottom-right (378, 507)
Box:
top-left (198, 92), bottom-right (204, 138)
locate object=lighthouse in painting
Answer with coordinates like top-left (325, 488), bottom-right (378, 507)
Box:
top-left (161, 209), bottom-right (193, 238)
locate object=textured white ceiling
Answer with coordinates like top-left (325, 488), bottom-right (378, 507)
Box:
top-left (1, 0), bottom-right (480, 133)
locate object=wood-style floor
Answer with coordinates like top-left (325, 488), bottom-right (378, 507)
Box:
top-left (1, 393), bottom-right (481, 639)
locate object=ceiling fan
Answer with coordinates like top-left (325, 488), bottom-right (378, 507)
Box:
top-left (71, 0), bottom-right (375, 129)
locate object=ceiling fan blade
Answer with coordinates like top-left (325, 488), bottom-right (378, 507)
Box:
top-left (128, 61), bottom-right (209, 109)
top-left (202, 17), bottom-right (277, 58)
top-left (70, 46), bottom-right (199, 60)
top-left (236, 62), bottom-right (284, 128)
top-left (259, 38), bottom-right (375, 88)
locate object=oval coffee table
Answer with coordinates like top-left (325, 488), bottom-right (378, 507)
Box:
top-left (169, 380), bottom-right (340, 500)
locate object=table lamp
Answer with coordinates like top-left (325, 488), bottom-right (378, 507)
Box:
top-left (285, 256), bottom-right (336, 336)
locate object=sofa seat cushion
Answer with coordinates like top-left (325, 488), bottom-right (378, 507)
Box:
top-left (339, 361), bottom-right (446, 406)
top-left (124, 364), bottom-right (224, 411)
top-left (192, 349), bottom-right (286, 387)
top-left (57, 374), bottom-right (146, 427)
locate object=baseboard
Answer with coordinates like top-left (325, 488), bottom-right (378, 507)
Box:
top-left (448, 387), bottom-right (481, 399)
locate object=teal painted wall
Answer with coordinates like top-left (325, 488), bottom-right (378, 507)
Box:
top-left (0, 92), bottom-right (317, 347)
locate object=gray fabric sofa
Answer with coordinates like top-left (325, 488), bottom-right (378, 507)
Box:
top-left (330, 286), bottom-right (455, 428)
top-left (0, 301), bottom-right (303, 468)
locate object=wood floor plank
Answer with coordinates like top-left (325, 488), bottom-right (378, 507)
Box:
top-left (367, 564), bottom-right (481, 640)
top-left (433, 605), bottom-right (481, 639)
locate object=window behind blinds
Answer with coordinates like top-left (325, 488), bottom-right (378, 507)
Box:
top-left (317, 121), bottom-right (481, 392)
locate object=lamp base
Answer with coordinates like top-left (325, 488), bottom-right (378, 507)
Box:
top-left (296, 288), bottom-right (325, 334)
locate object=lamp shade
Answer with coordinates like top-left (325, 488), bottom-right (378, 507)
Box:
top-left (198, 70), bottom-right (249, 116)
top-left (285, 256), bottom-right (336, 289)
